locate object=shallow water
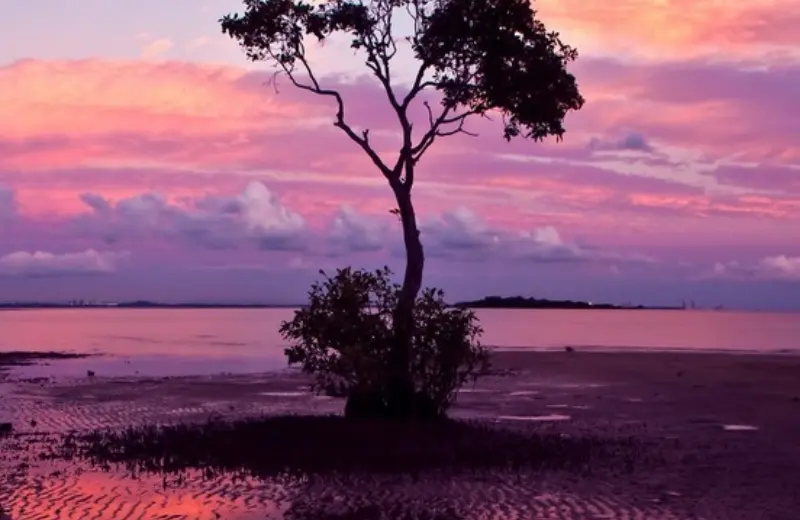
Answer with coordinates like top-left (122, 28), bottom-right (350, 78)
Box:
top-left (1, 308), bottom-right (799, 379)
top-left (722, 424), bottom-right (759, 431)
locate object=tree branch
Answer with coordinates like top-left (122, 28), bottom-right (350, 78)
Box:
top-left (411, 103), bottom-right (481, 162)
top-left (349, 1), bottom-right (421, 180)
top-left (277, 47), bottom-right (395, 180)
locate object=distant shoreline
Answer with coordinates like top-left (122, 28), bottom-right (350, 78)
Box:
top-left (0, 302), bottom-right (685, 311)
top-left (0, 295), bottom-right (728, 311)
top-left (0, 302), bottom-right (302, 310)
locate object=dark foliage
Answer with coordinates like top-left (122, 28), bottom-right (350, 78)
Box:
top-left (0, 351), bottom-right (90, 367)
top-left (279, 267), bottom-right (489, 418)
top-left (220, 0), bottom-right (584, 150)
top-left (51, 416), bottom-right (653, 480)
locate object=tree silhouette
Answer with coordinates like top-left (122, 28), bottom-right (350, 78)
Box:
top-left (221, 0), bottom-right (584, 417)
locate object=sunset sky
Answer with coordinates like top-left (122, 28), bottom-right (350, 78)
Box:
top-left (1, 0), bottom-right (799, 309)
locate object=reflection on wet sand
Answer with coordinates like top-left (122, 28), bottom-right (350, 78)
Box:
top-left (0, 384), bottom-right (685, 519)
top-left (5, 466), bottom-right (288, 520)
top-left (3, 457), bottom-right (691, 520)
top-left (3, 351), bottom-right (800, 519)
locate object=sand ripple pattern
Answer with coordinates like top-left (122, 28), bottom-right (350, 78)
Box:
top-left (1, 462), bottom-right (695, 520)
top-left (0, 375), bottom-right (342, 435)
top-left (2, 467), bottom-right (288, 520)
top-left (0, 373), bottom-right (740, 520)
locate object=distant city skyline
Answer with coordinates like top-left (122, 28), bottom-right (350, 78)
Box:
top-left (1, 1), bottom-right (799, 310)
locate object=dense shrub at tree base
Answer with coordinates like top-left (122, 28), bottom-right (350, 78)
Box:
top-left (280, 267), bottom-right (489, 419)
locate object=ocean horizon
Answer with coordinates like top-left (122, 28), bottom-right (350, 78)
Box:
top-left (2, 307), bottom-right (798, 380)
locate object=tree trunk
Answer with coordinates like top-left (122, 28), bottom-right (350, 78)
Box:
top-left (387, 180), bottom-right (425, 418)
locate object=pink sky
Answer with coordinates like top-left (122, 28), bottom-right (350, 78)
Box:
top-left (1, 0), bottom-right (799, 309)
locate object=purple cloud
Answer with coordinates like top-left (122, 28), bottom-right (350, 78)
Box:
top-left (708, 164), bottom-right (800, 193)
top-left (711, 255), bottom-right (800, 282)
top-left (328, 206), bottom-right (387, 255)
top-left (73, 182), bottom-right (308, 251)
top-left (418, 207), bottom-right (650, 265)
top-left (0, 249), bottom-right (127, 278)
top-left (587, 131), bottom-right (655, 154)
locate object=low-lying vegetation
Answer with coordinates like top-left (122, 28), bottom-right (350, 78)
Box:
top-left (50, 415), bottom-right (657, 481)
top-left (0, 351), bottom-right (90, 367)
top-left (280, 267), bottom-right (489, 420)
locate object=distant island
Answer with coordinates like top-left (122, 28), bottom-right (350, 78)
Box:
top-left (455, 296), bottom-right (684, 310)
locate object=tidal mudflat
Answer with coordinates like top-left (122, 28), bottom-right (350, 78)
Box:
top-left (2, 351), bottom-right (800, 519)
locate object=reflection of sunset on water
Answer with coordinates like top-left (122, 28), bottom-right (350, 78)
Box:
top-left (5, 468), bottom-right (288, 520)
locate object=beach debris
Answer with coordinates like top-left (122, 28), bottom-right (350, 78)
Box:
top-left (0, 422), bottom-right (12, 436)
top-left (87, 370), bottom-right (96, 378)
top-left (29, 419), bottom-right (37, 428)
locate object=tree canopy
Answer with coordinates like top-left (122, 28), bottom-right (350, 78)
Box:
top-left (221, 0), bottom-right (584, 184)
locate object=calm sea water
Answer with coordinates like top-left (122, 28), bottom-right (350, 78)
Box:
top-left (1, 308), bottom-right (798, 378)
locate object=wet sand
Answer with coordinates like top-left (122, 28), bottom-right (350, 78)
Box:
top-left (2, 350), bottom-right (800, 519)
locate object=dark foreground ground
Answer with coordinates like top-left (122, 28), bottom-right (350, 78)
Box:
top-left (1, 351), bottom-right (800, 520)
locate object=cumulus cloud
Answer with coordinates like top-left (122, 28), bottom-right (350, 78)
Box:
top-left (422, 207), bottom-right (502, 252)
top-left (711, 255), bottom-right (800, 281)
top-left (513, 226), bottom-right (588, 263)
top-left (759, 255), bottom-right (800, 281)
top-left (420, 207), bottom-right (622, 263)
top-left (75, 181), bottom-right (308, 251)
top-left (328, 205), bottom-right (386, 254)
top-left (323, 205), bottom-right (639, 265)
top-left (140, 38), bottom-right (174, 59)
top-left (0, 249), bottom-right (127, 277)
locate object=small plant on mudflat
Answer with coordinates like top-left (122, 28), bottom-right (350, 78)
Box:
top-left (280, 267), bottom-right (489, 419)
